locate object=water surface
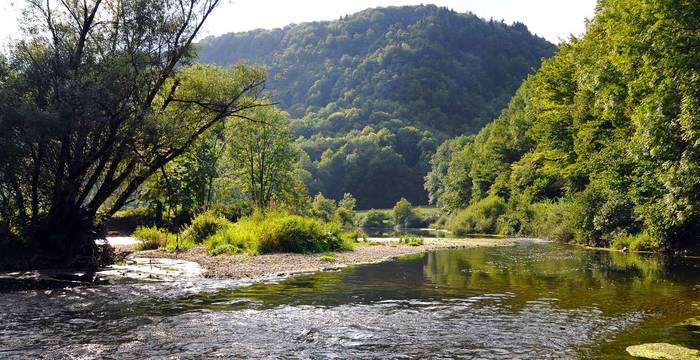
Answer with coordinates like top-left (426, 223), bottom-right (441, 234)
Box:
top-left (1, 241), bottom-right (698, 358)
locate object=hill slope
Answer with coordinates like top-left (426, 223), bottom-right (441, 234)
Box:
top-left (430, 0), bottom-right (700, 250)
top-left (197, 5), bottom-right (556, 208)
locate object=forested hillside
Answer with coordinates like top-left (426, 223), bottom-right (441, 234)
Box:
top-left (197, 5), bottom-right (555, 208)
top-left (430, 0), bottom-right (700, 251)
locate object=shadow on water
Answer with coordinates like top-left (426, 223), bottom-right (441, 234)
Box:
top-left (1, 241), bottom-right (699, 358)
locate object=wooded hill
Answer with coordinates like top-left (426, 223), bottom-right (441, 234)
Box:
top-left (429, 0), bottom-right (700, 251)
top-left (197, 5), bottom-right (555, 208)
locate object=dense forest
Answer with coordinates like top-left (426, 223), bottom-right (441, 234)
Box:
top-left (197, 5), bottom-right (556, 208)
top-left (429, 0), bottom-right (700, 251)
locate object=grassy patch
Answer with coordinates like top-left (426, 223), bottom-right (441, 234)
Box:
top-left (398, 234), bottom-right (424, 246)
top-left (319, 253), bottom-right (336, 262)
top-left (133, 226), bottom-right (176, 250)
top-left (611, 232), bottom-right (661, 252)
top-left (204, 211), bottom-right (353, 256)
top-left (181, 211), bottom-right (232, 245)
top-left (449, 195), bottom-right (506, 235)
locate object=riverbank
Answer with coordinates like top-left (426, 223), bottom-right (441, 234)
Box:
top-left (129, 237), bottom-right (515, 279)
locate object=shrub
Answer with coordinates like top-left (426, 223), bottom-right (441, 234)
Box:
top-left (611, 232), bottom-right (662, 252)
top-left (259, 214), bottom-right (347, 253)
top-left (398, 234), bottom-right (424, 246)
top-left (181, 211), bottom-right (232, 244)
top-left (392, 198), bottom-right (421, 228)
top-left (312, 193), bottom-right (337, 222)
top-left (521, 200), bottom-right (577, 242)
top-left (203, 212), bottom-right (353, 255)
top-left (319, 254), bottom-right (336, 262)
top-left (335, 207), bottom-right (356, 227)
top-left (133, 226), bottom-right (175, 250)
top-left (449, 195), bottom-right (506, 235)
top-left (204, 224), bottom-right (258, 255)
top-left (360, 209), bottom-right (393, 228)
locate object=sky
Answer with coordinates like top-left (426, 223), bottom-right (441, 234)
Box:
top-left (0, 0), bottom-right (597, 46)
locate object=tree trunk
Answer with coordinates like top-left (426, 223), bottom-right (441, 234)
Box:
top-left (30, 209), bottom-right (101, 272)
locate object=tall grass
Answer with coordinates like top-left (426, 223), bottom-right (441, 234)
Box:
top-left (132, 226), bottom-right (176, 250)
top-left (181, 211), bottom-right (232, 244)
top-left (449, 195), bottom-right (506, 235)
top-left (203, 211), bottom-right (354, 256)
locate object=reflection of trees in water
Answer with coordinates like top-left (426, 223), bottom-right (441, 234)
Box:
top-left (422, 244), bottom-right (699, 315)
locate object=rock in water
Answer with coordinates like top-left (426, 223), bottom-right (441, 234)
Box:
top-left (626, 343), bottom-right (700, 359)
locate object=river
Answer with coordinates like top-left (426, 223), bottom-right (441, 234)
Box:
top-left (1, 241), bottom-right (699, 358)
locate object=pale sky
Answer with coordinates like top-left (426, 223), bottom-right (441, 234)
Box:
top-left (0, 0), bottom-right (597, 46)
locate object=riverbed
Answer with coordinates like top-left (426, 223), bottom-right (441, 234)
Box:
top-left (1, 241), bottom-right (698, 359)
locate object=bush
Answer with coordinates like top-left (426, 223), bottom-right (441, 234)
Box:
top-left (259, 214), bottom-right (349, 253)
top-left (335, 207), bottom-right (356, 227)
top-left (133, 226), bottom-right (175, 250)
top-left (312, 193), bottom-right (337, 222)
top-left (181, 211), bottom-right (232, 244)
top-left (521, 200), bottom-right (577, 242)
top-left (204, 224), bottom-right (258, 255)
top-left (392, 198), bottom-right (421, 228)
top-left (319, 254), bottom-right (336, 262)
top-left (449, 195), bottom-right (506, 235)
top-left (203, 211), bottom-right (353, 255)
top-left (360, 209), bottom-right (393, 228)
top-left (611, 232), bottom-right (662, 252)
top-left (398, 234), bottom-right (424, 246)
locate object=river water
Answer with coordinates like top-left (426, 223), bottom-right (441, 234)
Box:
top-left (1, 241), bottom-right (699, 359)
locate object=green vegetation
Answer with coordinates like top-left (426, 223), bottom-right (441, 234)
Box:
top-left (392, 198), bottom-right (421, 228)
top-left (133, 227), bottom-right (177, 251)
top-left (398, 234), bottom-right (424, 246)
top-left (203, 212), bottom-right (352, 255)
top-left (359, 209), bottom-right (394, 229)
top-left (181, 212), bottom-right (232, 245)
top-left (198, 5), bottom-right (555, 208)
top-left (448, 195), bottom-right (506, 236)
top-left (132, 210), bottom-right (354, 256)
top-left (428, 0), bottom-right (700, 252)
top-left (0, 0), bottom-right (268, 268)
top-left (319, 254), bottom-right (337, 262)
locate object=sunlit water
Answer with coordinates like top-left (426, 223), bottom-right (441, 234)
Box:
top-left (1, 241), bottom-right (699, 359)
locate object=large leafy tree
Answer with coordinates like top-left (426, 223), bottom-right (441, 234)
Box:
top-left (227, 106), bottom-right (304, 210)
top-left (0, 0), bottom-right (267, 268)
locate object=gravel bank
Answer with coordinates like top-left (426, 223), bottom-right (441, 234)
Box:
top-left (130, 238), bottom-right (515, 279)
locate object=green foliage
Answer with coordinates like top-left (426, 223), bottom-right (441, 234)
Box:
top-left (227, 106), bottom-right (306, 210)
top-left (430, 0), bottom-right (700, 251)
top-left (198, 5), bottom-right (555, 209)
top-left (360, 209), bottom-right (393, 228)
top-left (449, 196), bottom-right (506, 236)
top-left (398, 234), bottom-right (424, 246)
top-left (335, 208), bottom-right (356, 227)
top-left (0, 0), bottom-right (268, 267)
top-left (611, 233), bottom-right (661, 252)
top-left (319, 254), bottom-right (336, 262)
top-left (181, 211), bottom-right (233, 245)
top-left (205, 225), bottom-right (258, 256)
top-left (392, 198), bottom-right (421, 228)
top-left (133, 226), bottom-right (176, 251)
top-left (338, 193), bottom-right (357, 211)
top-left (203, 212), bottom-right (352, 255)
top-left (312, 193), bottom-right (337, 222)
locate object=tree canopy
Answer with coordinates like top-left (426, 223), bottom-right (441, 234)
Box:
top-left (430, 0), bottom-right (700, 251)
top-left (197, 5), bottom-right (555, 208)
top-left (0, 0), bottom-right (267, 268)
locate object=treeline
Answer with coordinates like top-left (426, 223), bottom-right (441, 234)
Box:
top-left (428, 0), bottom-right (700, 251)
top-left (198, 5), bottom-right (556, 207)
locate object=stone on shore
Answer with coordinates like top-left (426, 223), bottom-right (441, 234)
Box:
top-left (626, 343), bottom-right (699, 360)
